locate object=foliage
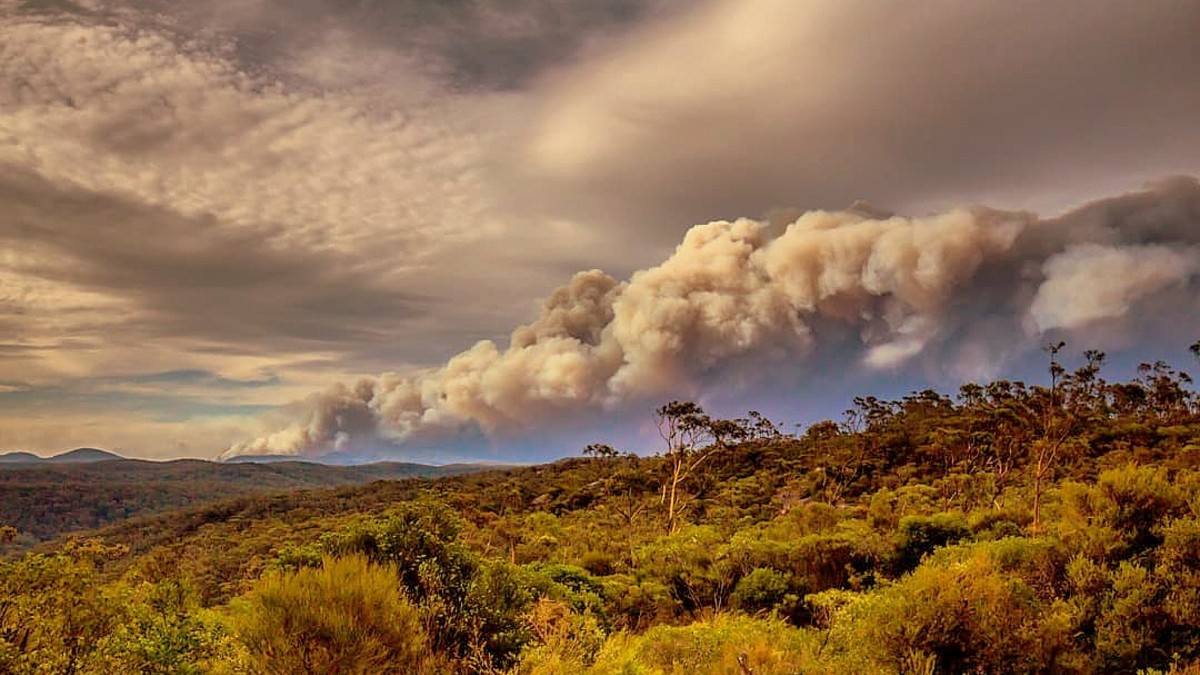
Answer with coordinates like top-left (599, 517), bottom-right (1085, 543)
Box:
top-left (828, 538), bottom-right (1076, 674)
top-left (0, 539), bottom-right (234, 674)
top-left (584, 614), bottom-right (823, 675)
top-left (230, 554), bottom-right (431, 674)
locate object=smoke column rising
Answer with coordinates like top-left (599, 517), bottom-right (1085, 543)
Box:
top-left (223, 177), bottom-right (1200, 460)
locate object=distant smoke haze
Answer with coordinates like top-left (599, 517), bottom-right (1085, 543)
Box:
top-left (224, 177), bottom-right (1200, 461)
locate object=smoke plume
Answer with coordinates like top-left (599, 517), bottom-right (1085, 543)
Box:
top-left (223, 177), bottom-right (1200, 460)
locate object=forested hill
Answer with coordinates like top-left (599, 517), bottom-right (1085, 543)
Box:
top-left (1, 348), bottom-right (1199, 674)
top-left (0, 458), bottom-right (483, 547)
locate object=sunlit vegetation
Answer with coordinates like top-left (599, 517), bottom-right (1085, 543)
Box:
top-left (2, 346), bottom-right (1199, 673)
top-left (231, 555), bottom-right (432, 674)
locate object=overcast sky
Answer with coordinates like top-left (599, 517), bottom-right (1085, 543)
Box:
top-left (2, 0), bottom-right (1198, 461)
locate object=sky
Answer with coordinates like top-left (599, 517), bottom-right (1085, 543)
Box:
top-left (1, 0), bottom-right (1198, 462)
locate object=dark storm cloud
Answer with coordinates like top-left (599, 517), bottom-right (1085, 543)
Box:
top-left (312, 0), bottom-right (685, 90)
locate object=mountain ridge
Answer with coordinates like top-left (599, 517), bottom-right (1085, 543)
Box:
top-left (0, 447), bottom-right (125, 464)
top-left (47, 447), bottom-right (124, 463)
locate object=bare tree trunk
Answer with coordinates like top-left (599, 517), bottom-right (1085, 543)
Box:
top-left (1032, 458), bottom-right (1045, 534)
top-left (667, 456), bottom-right (683, 533)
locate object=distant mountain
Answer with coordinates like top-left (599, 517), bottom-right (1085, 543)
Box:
top-left (47, 448), bottom-right (124, 463)
top-left (0, 448), bottom-right (124, 464)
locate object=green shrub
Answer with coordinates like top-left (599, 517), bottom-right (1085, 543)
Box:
top-left (0, 541), bottom-right (129, 674)
top-left (587, 614), bottom-right (823, 675)
top-left (731, 568), bottom-right (789, 614)
top-left (892, 513), bottom-right (971, 574)
top-left (830, 539), bottom-right (1075, 674)
top-left (94, 579), bottom-right (236, 675)
top-left (231, 555), bottom-right (431, 674)
top-left (511, 598), bottom-right (607, 675)
top-left (1060, 465), bottom-right (1189, 562)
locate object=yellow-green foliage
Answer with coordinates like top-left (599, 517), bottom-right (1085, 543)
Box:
top-left (0, 540), bottom-right (128, 674)
top-left (1059, 464), bottom-right (1192, 560)
top-left (0, 540), bottom-right (234, 675)
top-left (583, 614), bottom-right (824, 675)
top-left (600, 574), bottom-right (678, 632)
top-left (230, 554), bottom-right (431, 675)
top-left (91, 579), bottom-right (240, 675)
top-left (826, 537), bottom-right (1077, 674)
top-left (511, 598), bottom-right (607, 675)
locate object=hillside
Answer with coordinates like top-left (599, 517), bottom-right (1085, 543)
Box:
top-left (47, 447), bottom-right (125, 463)
top-left (0, 458), bottom-right (483, 546)
top-left (2, 352), bottom-right (1199, 674)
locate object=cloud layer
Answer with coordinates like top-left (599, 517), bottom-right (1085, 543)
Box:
top-left (0, 2), bottom-right (526, 456)
top-left (226, 178), bottom-right (1200, 460)
top-left (519, 0), bottom-right (1200, 235)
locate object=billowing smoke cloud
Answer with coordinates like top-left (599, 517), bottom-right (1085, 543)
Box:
top-left (224, 177), bottom-right (1200, 460)
top-left (1030, 244), bottom-right (1198, 332)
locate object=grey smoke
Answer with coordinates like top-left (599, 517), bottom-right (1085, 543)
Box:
top-left (224, 176), bottom-right (1200, 459)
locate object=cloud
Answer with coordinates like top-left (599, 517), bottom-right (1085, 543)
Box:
top-left (0, 170), bottom-right (431, 350)
top-left (0, 3), bottom-right (577, 457)
top-left (0, 4), bottom-right (593, 375)
top-left (0, 384), bottom-right (274, 422)
top-left (0, 12), bottom-right (494, 249)
top-left (25, 0), bottom-right (692, 99)
top-left (0, 3), bottom-right (649, 376)
top-left (518, 0), bottom-right (1200, 235)
top-left (226, 177), bottom-right (1200, 461)
top-left (110, 369), bottom-right (280, 389)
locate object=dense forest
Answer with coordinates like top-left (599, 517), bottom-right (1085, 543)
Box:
top-left (0, 460), bottom-right (481, 549)
top-left (2, 344), bottom-right (1200, 674)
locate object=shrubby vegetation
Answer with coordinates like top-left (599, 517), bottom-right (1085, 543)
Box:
top-left (2, 345), bottom-right (1199, 673)
top-left (231, 555), bottom-right (431, 674)
top-left (0, 539), bottom-right (237, 674)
